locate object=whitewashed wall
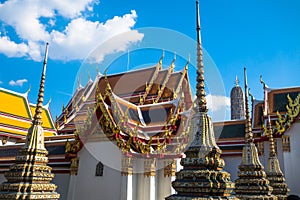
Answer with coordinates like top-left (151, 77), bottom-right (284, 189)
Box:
top-left (73, 142), bottom-right (126, 200)
top-left (283, 122), bottom-right (300, 196)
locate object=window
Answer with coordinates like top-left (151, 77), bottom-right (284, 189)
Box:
top-left (95, 162), bottom-right (104, 177)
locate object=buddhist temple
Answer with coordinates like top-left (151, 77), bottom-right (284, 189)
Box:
top-left (57, 52), bottom-right (193, 200)
top-left (165, 1), bottom-right (237, 199)
top-left (0, 1), bottom-right (300, 200)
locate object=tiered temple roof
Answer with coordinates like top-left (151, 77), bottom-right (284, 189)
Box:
top-left (56, 54), bottom-right (193, 156)
top-left (0, 87), bottom-right (56, 140)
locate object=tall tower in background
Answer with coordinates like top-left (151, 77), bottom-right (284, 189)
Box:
top-left (230, 76), bottom-right (245, 120)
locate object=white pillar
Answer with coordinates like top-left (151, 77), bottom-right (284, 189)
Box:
top-left (120, 175), bottom-right (128, 200)
top-left (127, 175), bottom-right (133, 200)
top-left (136, 173), bottom-right (145, 200)
top-left (150, 176), bottom-right (156, 200)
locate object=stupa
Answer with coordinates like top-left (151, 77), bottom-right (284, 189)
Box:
top-left (0, 43), bottom-right (60, 200)
top-left (166, 1), bottom-right (237, 199)
top-left (234, 67), bottom-right (275, 200)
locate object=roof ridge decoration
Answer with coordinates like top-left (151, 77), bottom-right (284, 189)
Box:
top-left (139, 53), bottom-right (164, 105)
top-left (260, 75), bottom-right (270, 117)
top-left (263, 111), bottom-right (290, 199)
top-left (274, 93), bottom-right (300, 135)
top-left (166, 1), bottom-right (237, 199)
top-left (154, 53), bottom-right (177, 103)
top-left (0, 43), bottom-right (60, 199)
top-left (97, 76), bottom-right (185, 154)
top-left (173, 59), bottom-right (189, 100)
top-left (0, 86), bottom-right (30, 98)
top-left (234, 67), bottom-right (275, 199)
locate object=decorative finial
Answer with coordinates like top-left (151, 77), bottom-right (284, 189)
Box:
top-left (88, 70), bottom-right (92, 82)
top-left (195, 0), bottom-right (207, 112)
top-left (196, 0), bottom-right (201, 45)
top-left (184, 54), bottom-right (190, 70)
top-left (244, 67), bottom-right (253, 142)
top-left (26, 84), bottom-right (31, 94)
top-left (159, 50), bottom-right (165, 65)
top-left (77, 76), bottom-right (82, 88)
top-left (249, 88), bottom-right (254, 102)
top-left (96, 64), bottom-right (100, 75)
top-left (170, 52), bottom-right (176, 68)
top-left (45, 97), bottom-right (52, 107)
top-left (33, 42), bottom-right (49, 125)
top-left (260, 75), bottom-right (267, 89)
top-left (235, 75), bottom-right (239, 86)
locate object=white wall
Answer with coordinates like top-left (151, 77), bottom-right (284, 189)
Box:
top-left (222, 155), bottom-right (241, 182)
top-left (74, 142), bottom-right (125, 200)
top-left (283, 122), bottom-right (300, 196)
top-left (52, 174), bottom-right (70, 200)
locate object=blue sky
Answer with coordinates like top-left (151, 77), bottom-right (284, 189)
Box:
top-left (0, 0), bottom-right (299, 121)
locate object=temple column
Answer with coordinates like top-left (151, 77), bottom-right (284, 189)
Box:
top-left (121, 155), bottom-right (133, 200)
top-left (135, 158), bottom-right (144, 200)
top-left (143, 158), bottom-right (156, 200)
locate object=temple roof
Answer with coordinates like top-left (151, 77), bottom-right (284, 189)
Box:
top-left (55, 58), bottom-right (192, 155)
top-left (0, 87), bottom-right (56, 138)
top-left (253, 86), bottom-right (300, 129)
top-left (57, 59), bottom-right (192, 135)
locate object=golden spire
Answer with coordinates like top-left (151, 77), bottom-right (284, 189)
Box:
top-left (0, 42), bottom-right (60, 199)
top-left (167, 2), bottom-right (237, 199)
top-left (266, 109), bottom-right (290, 198)
top-left (195, 0), bottom-right (207, 113)
top-left (244, 67), bottom-right (253, 142)
top-left (24, 43), bottom-right (49, 150)
top-left (33, 42), bottom-right (49, 126)
top-left (267, 114), bottom-right (276, 157)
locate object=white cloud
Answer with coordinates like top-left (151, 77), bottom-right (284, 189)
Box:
top-left (0, 0), bottom-right (142, 62)
top-left (50, 10), bottom-right (143, 61)
top-left (0, 36), bottom-right (29, 57)
top-left (9, 79), bottom-right (28, 87)
top-left (206, 94), bottom-right (231, 112)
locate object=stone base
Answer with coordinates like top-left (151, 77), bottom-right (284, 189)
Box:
top-left (166, 195), bottom-right (239, 200)
top-left (236, 195), bottom-right (277, 200)
top-left (0, 192), bottom-right (60, 200)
